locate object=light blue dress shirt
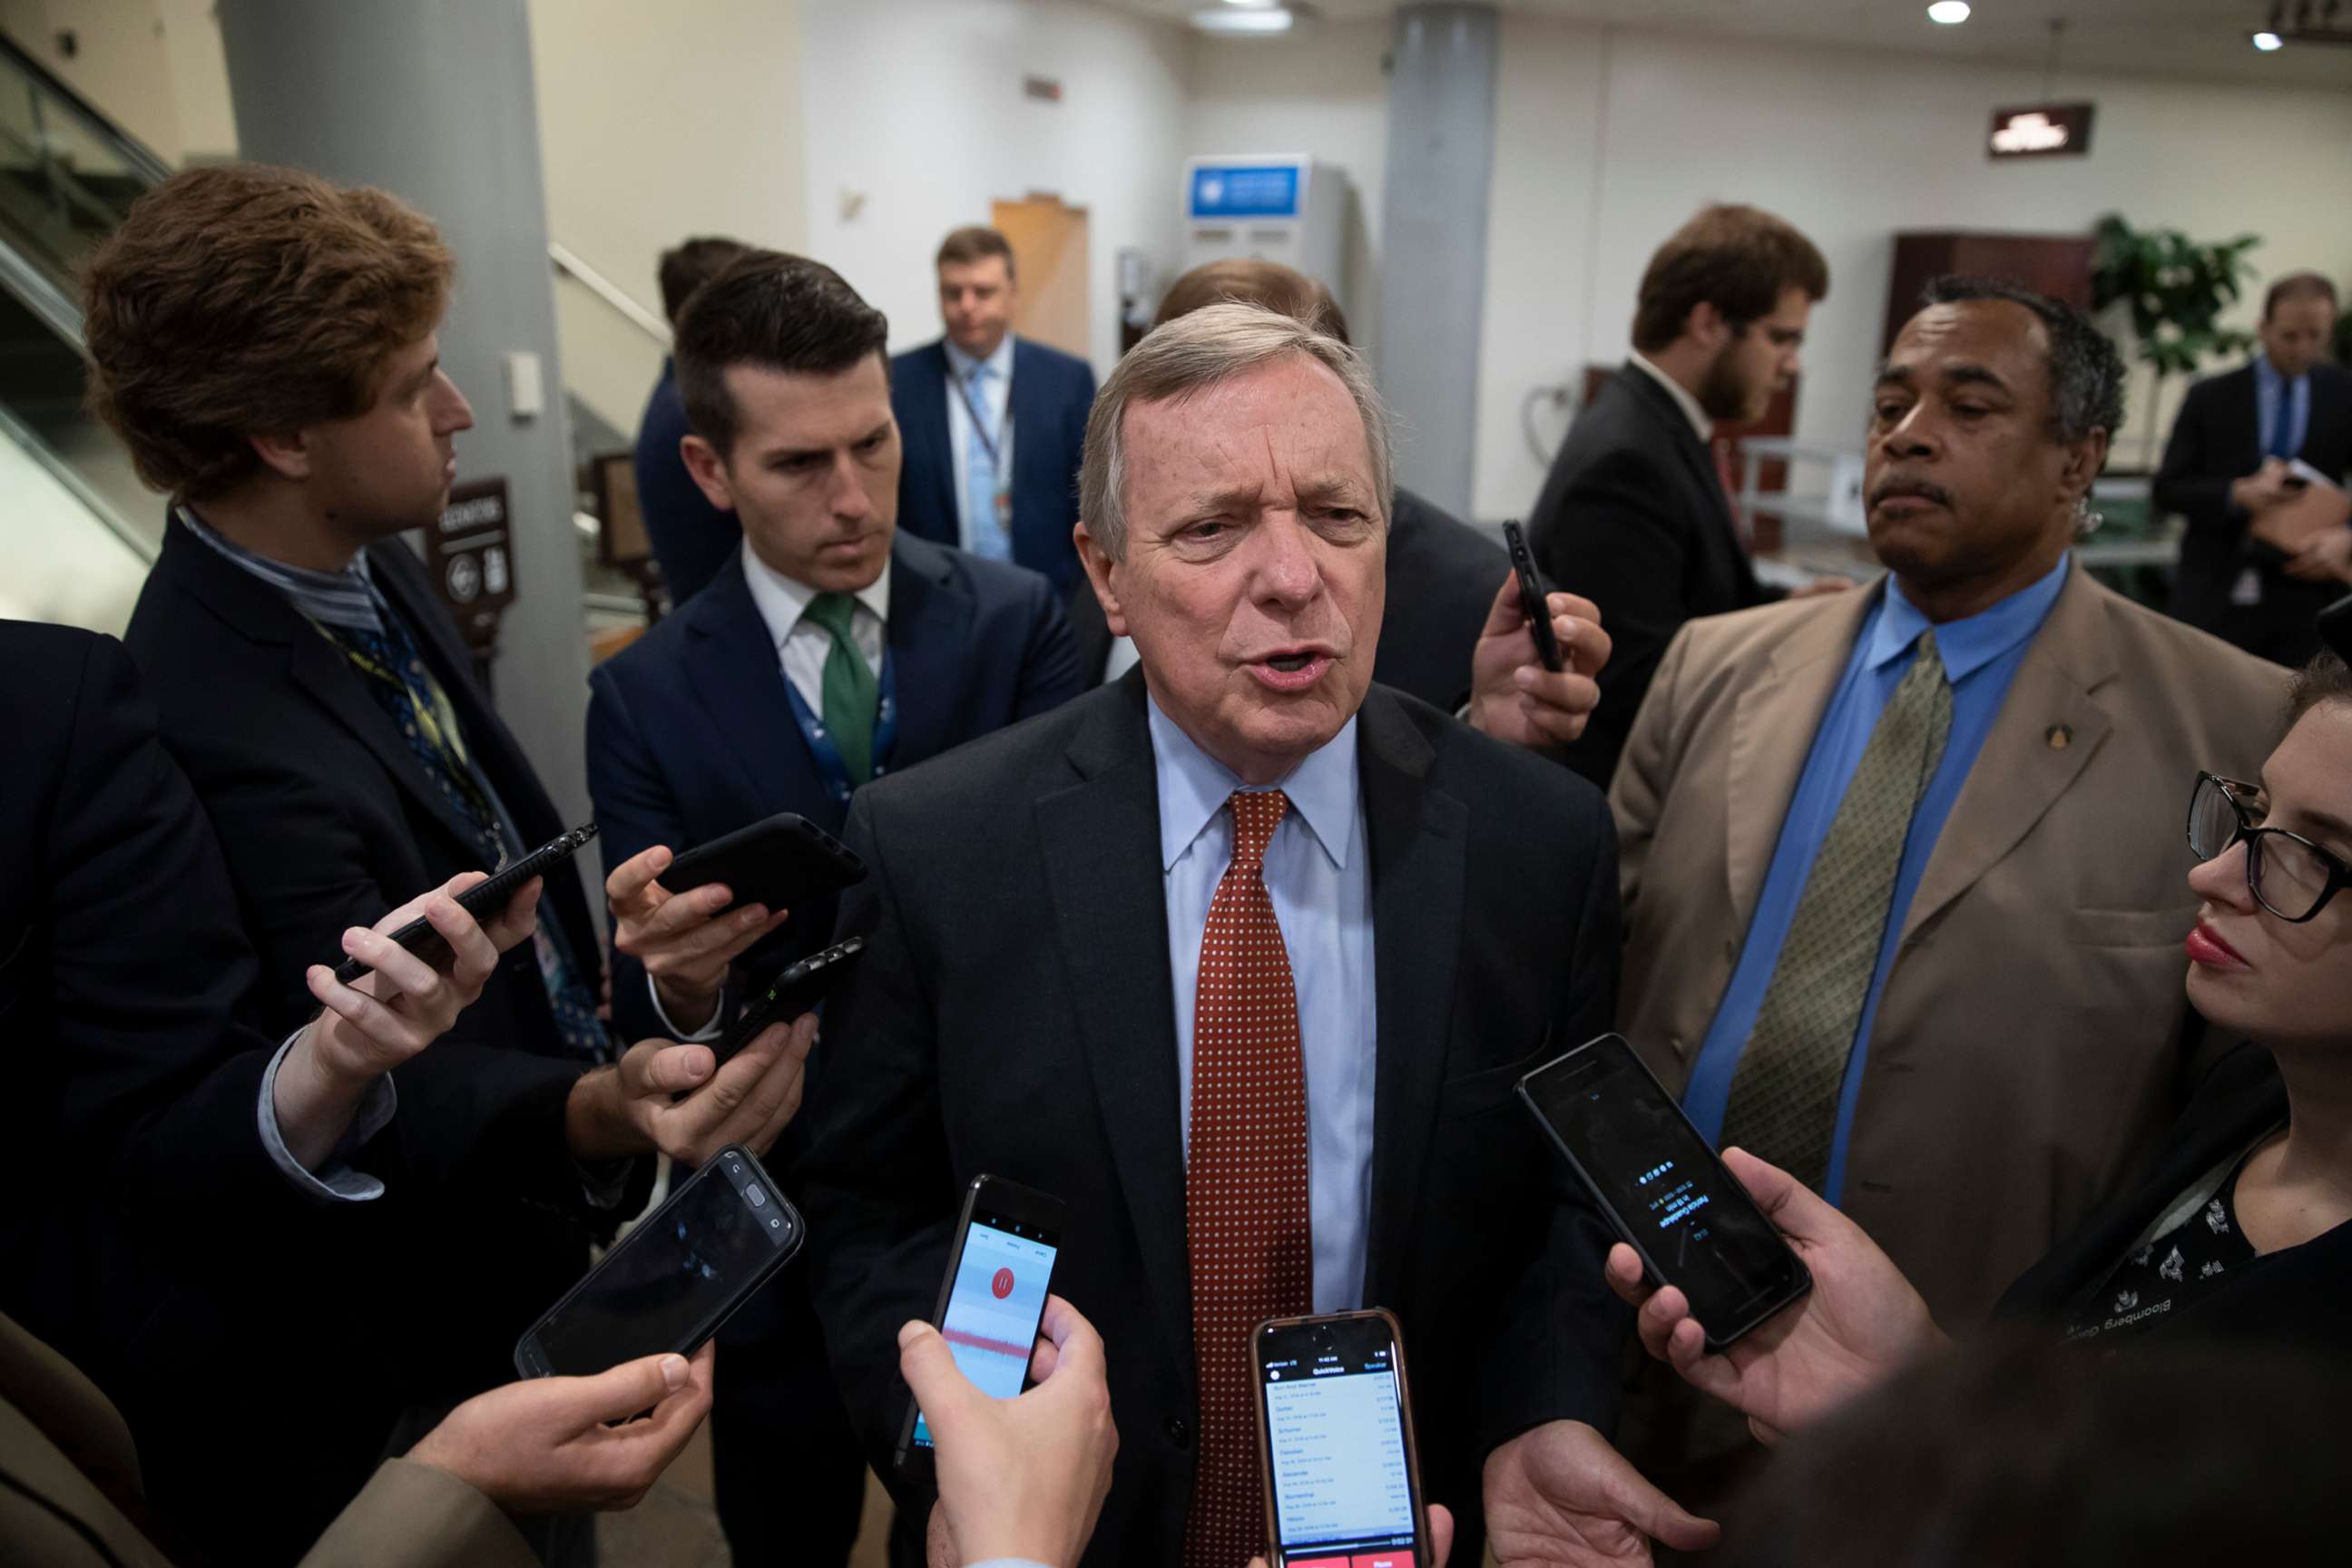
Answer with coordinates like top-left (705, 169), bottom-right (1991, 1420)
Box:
top-left (945, 335), bottom-right (1016, 560)
top-left (1150, 698), bottom-right (1377, 1315)
top-left (2255, 355), bottom-right (2311, 462)
top-left (1681, 554), bottom-right (2073, 1204)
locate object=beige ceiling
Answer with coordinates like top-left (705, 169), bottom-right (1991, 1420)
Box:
top-left (1115, 0), bottom-right (2352, 88)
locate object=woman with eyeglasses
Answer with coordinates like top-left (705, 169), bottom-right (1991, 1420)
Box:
top-left (1603, 646), bottom-right (2352, 1443)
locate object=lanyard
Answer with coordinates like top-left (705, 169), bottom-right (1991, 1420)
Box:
top-left (781, 644), bottom-right (900, 805)
top-left (955, 368), bottom-right (1013, 473)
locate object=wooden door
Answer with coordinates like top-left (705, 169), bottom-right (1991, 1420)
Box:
top-left (991, 195), bottom-right (1091, 361)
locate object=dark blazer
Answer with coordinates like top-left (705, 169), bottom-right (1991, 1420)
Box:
top-left (1065, 485), bottom-right (1505, 713)
top-left (1996, 1044), bottom-right (2348, 1346)
top-left (586, 530), bottom-right (1083, 1045)
top-left (2154, 359), bottom-right (2352, 667)
top-left (797, 674), bottom-right (1631, 1563)
top-left (633, 358), bottom-right (740, 606)
top-left (1529, 363), bottom-right (1770, 789)
top-left (122, 522), bottom-right (638, 1552)
top-left (890, 336), bottom-right (1096, 593)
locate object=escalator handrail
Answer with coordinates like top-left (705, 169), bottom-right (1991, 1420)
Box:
top-left (0, 399), bottom-right (156, 565)
top-left (0, 226), bottom-right (82, 343)
top-left (0, 30), bottom-right (177, 186)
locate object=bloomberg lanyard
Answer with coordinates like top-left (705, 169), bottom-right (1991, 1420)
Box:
top-left (956, 368), bottom-right (1015, 539)
top-left (781, 645), bottom-right (900, 806)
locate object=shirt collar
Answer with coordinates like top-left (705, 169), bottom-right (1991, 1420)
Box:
top-left (1627, 351), bottom-right (1714, 445)
top-left (738, 537), bottom-right (892, 652)
top-left (1864, 552), bottom-right (2072, 682)
top-left (944, 334), bottom-right (1015, 386)
top-left (1146, 694), bottom-right (1360, 875)
top-left (2255, 355), bottom-right (2303, 397)
top-left (175, 503), bottom-right (387, 634)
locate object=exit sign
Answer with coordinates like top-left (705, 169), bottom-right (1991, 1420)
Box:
top-left (1988, 103), bottom-right (2094, 160)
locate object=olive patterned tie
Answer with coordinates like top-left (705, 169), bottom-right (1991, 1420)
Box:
top-left (1720, 629), bottom-right (1953, 1191)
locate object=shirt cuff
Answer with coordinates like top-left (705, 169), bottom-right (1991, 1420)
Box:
top-left (258, 1031), bottom-right (396, 1202)
top-left (647, 971), bottom-right (726, 1043)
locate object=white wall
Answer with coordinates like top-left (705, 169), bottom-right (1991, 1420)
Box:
top-left (529, 0), bottom-right (808, 436)
top-left (798, 0), bottom-right (1189, 374)
top-left (1472, 16), bottom-right (2352, 518)
top-left (1181, 18), bottom-right (1391, 365)
top-left (0, 0), bottom-right (233, 162)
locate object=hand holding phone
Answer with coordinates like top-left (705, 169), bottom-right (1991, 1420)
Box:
top-left (1465, 561), bottom-right (1612, 752)
top-left (708, 938), bottom-right (865, 1072)
top-left (332, 823), bottom-right (596, 985)
top-left (1501, 520), bottom-right (1565, 673)
top-left (1601, 1144), bottom-right (1943, 1443)
top-left (1253, 1309), bottom-right (1432, 1567)
top-left (897, 1294), bottom-right (1116, 1568)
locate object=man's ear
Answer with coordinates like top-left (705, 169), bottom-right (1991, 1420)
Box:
top-left (249, 428), bottom-right (312, 483)
top-left (681, 435), bottom-right (738, 514)
top-left (2060, 428), bottom-right (2111, 503)
top-left (1073, 521), bottom-right (1129, 639)
top-left (1684, 300), bottom-right (1730, 354)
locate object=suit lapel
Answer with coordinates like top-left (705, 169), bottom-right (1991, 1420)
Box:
top-left (1900, 564), bottom-right (2114, 942)
top-left (681, 558), bottom-right (824, 805)
top-left (2224, 364), bottom-right (2263, 469)
top-left (909, 343), bottom-right (959, 529)
top-left (1723, 587), bottom-right (1880, 929)
top-left (1034, 674), bottom-right (1191, 1370)
top-left (1619, 364), bottom-right (1735, 535)
top-left (883, 537), bottom-right (975, 768)
top-left (1356, 691), bottom-right (1467, 1308)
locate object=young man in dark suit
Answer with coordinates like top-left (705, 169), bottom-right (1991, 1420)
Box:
top-left (799, 303), bottom-right (1703, 1568)
top-left (633, 235), bottom-right (751, 606)
top-left (2157, 271), bottom-right (2352, 667)
top-left (1529, 203), bottom-right (1834, 787)
top-left (587, 250), bottom-right (1080, 1567)
top-left (890, 225), bottom-right (1095, 593)
top-left (88, 166), bottom-right (816, 1567)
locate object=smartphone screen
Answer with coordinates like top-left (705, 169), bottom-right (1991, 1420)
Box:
top-left (524, 1148), bottom-right (801, 1377)
top-left (1257, 1314), bottom-right (1423, 1567)
top-left (1519, 1034), bottom-right (1807, 1344)
top-left (906, 1203), bottom-right (1061, 1451)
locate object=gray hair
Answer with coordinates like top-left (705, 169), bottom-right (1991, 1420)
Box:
top-left (1918, 275), bottom-right (2126, 446)
top-left (1079, 301), bottom-right (1392, 562)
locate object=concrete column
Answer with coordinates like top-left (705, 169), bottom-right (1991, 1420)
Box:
top-left (1377, 2), bottom-right (1498, 519)
top-left (216, 0), bottom-right (591, 824)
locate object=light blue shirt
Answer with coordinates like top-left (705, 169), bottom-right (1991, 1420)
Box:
top-left (1682, 554), bottom-right (2073, 1203)
top-left (945, 335), bottom-right (1016, 558)
top-left (1151, 698), bottom-right (1377, 1315)
top-left (2256, 355), bottom-right (2311, 462)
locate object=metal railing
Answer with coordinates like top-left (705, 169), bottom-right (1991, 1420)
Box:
top-left (549, 240), bottom-right (671, 347)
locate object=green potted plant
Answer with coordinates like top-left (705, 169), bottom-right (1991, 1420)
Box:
top-left (2090, 214), bottom-right (2260, 468)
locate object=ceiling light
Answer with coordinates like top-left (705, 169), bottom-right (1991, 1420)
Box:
top-left (1927, 1), bottom-right (1971, 23)
top-left (1191, 5), bottom-right (1293, 33)
top-left (2251, 29), bottom-right (2286, 48)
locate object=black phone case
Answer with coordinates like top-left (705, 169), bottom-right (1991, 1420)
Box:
top-left (1254, 1308), bottom-right (1432, 1568)
top-left (1502, 518), bottom-right (1565, 672)
top-left (332, 822), bottom-right (598, 985)
top-left (708, 937), bottom-right (866, 1068)
top-left (662, 812), bottom-right (867, 916)
top-left (1516, 1035), bottom-right (1811, 1352)
top-left (512, 1142), bottom-right (801, 1378)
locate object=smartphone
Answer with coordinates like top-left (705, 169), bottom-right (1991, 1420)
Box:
top-left (333, 821), bottom-right (597, 985)
top-left (1253, 1309), bottom-right (1430, 1568)
top-left (893, 1175), bottom-right (1067, 1485)
top-left (662, 811), bottom-right (867, 916)
top-left (708, 937), bottom-right (866, 1069)
top-left (1500, 519), bottom-right (1565, 673)
top-left (514, 1143), bottom-right (801, 1378)
top-left (1517, 1033), bottom-right (1810, 1351)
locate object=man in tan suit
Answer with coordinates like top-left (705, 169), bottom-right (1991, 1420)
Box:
top-left (1609, 279), bottom-right (2281, 1491)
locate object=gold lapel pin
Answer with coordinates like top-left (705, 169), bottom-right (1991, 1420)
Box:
top-left (2046, 724), bottom-right (2073, 750)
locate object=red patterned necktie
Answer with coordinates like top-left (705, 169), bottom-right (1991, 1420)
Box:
top-left (1183, 789), bottom-right (1313, 1568)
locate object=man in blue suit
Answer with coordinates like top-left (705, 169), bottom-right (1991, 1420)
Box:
top-left (586, 250), bottom-right (1082, 1567)
top-left (889, 225), bottom-right (1096, 593)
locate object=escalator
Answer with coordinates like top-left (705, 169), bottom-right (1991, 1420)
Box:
top-left (0, 30), bottom-right (171, 632)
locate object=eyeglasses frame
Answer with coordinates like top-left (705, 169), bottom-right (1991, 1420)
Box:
top-left (2189, 770), bottom-right (2352, 925)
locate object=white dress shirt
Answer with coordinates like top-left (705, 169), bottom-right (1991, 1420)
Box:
top-left (1150, 698), bottom-right (1377, 1314)
top-left (944, 334), bottom-right (1017, 552)
top-left (1627, 349), bottom-right (1715, 445)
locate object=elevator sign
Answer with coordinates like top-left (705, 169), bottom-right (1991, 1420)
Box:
top-left (1987, 103), bottom-right (2094, 160)
top-left (1189, 162), bottom-right (1302, 220)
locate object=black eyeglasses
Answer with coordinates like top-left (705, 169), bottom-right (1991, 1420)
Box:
top-left (2187, 771), bottom-right (2352, 924)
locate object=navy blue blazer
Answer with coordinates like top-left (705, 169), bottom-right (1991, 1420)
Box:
top-left (889, 336), bottom-right (1096, 593)
top-left (586, 530), bottom-right (1084, 1045)
top-left (633, 358), bottom-right (740, 607)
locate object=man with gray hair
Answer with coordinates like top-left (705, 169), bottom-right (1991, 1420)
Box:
top-left (800, 303), bottom-right (1714, 1566)
top-left (1606, 278), bottom-right (2283, 1505)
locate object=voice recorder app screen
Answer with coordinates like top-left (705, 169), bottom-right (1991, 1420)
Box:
top-left (912, 1220), bottom-right (1056, 1446)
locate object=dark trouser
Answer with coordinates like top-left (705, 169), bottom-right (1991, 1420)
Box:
top-left (710, 1265), bottom-right (868, 1566)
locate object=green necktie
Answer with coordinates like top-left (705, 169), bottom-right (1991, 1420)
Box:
top-left (803, 591), bottom-right (878, 786)
top-left (1720, 628), bottom-right (1954, 1192)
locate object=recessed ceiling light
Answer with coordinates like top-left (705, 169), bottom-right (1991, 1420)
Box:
top-left (1927, 1), bottom-right (1972, 24)
top-left (2251, 29), bottom-right (2285, 49)
top-left (1192, 5), bottom-right (1293, 33)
